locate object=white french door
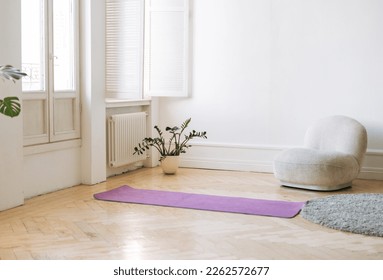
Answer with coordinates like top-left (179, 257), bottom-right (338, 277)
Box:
top-left (22, 0), bottom-right (80, 146)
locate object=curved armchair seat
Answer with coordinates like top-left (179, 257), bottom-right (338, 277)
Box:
top-left (273, 115), bottom-right (367, 191)
top-left (274, 148), bottom-right (359, 191)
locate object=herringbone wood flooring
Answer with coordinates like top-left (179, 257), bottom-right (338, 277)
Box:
top-left (1, 167), bottom-right (383, 260)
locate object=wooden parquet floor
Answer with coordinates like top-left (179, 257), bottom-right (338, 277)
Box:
top-left (1, 167), bottom-right (383, 260)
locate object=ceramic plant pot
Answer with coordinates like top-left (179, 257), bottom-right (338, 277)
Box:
top-left (161, 156), bottom-right (180, 175)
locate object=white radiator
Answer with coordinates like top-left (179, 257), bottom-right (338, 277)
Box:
top-left (107, 112), bottom-right (147, 167)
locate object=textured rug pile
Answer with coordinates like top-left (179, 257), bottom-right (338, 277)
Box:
top-left (301, 193), bottom-right (383, 237)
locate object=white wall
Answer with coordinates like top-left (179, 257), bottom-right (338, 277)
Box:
top-left (23, 146), bottom-right (82, 198)
top-left (270, 0), bottom-right (383, 147)
top-left (159, 0), bottom-right (383, 179)
top-left (0, 0), bottom-right (24, 210)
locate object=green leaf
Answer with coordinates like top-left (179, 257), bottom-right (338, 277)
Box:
top-left (133, 117), bottom-right (207, 161)
top-left (0, 96), bottom-right (21, 118)
top-left (181, 118), bottom-right (191, 130)
top-left (166, 126), bottom-right (180, 135)
top-left (0, 65), bottom-right (27, 82)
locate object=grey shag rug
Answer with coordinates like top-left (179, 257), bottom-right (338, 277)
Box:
top-left (301, 193), bottom-right (383, 237)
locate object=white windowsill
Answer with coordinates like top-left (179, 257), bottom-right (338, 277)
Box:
top-left (105, 98), bottom-right (151, 108)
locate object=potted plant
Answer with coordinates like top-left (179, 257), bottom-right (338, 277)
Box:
top-left (0, 65), bottom-right (27, 118)
top-left (133, 118), bottom-right (207, 174)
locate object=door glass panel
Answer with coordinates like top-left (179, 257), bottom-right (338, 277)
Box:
top-left (53, 0), bottom-right (75, 91)
top-left (21, 0), bottom-right (45, 91)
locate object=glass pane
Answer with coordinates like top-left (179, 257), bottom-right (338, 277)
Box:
top-left (21, 0), bottom-right (45, 91)
top-left (53, 0), bottom-right (75, 91)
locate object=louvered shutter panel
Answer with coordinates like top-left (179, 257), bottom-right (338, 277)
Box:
top-left (106, 0), bottom-right (144, 99)
top-left (145, 0), bottom-right (189, 97)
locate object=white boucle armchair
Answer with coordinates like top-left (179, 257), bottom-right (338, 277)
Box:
top-left (273, 115), bottom-right (368, 191)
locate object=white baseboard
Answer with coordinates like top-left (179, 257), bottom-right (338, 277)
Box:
top-left (179, 142), bottom-right (383, 181)
top-left (359, 149), bottom-right (383, 180)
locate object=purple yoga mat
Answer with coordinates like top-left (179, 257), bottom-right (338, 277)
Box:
top-left (94, 186), bottom-right (306, 218)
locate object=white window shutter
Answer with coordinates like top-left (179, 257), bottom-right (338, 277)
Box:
top-left (106, 0), bottom-right (144, 99)
top-left (145, 0), bottom-right (189, 97)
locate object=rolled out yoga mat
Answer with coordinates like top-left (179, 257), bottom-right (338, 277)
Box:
top-left (94, 186), bottom-right (305, 218)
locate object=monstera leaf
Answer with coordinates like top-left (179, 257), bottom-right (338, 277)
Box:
top-left (0, 65), bottom-right (27, 82)
top-left (0, 65), bottom-right (26, 118)
top-left (0, 96), bottom-right (21, 118)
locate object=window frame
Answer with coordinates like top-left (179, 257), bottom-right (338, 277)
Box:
top-left (22, 0), bottom-right (81, 147)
